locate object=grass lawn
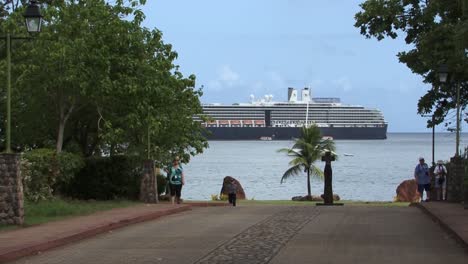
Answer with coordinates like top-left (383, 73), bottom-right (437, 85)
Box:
top-left (0, 199), bottom-right (139, 231)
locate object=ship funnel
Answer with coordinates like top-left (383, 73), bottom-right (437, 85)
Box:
top-left (302, 87), bottom-right (311, 102)
top-left (288, 87), bottom-right (298, 102)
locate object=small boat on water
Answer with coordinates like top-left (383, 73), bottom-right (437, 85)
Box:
top-left (322, 136), bottom-right (334, 141)
top-left (259, 136), bottom-right (273, 141)
top-left (343, 153), bottom-right (354, 157)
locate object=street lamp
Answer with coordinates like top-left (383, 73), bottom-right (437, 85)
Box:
top-left (438, 64), bottom-right (449, 83)
top-left (4, 1), bottom-right (43, 153)
top-left (438, 64), bottom-right (461, 156)
top-left (24, 0), bottom-right (43, 33)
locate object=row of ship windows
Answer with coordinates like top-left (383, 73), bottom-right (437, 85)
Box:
top-left (272, 114), bottom-right (383, 118)
top-left (203, 110), bottom-right (382, 115)
top-left (273, 121), bottom-right (385, 124)
top-left (272, 116), bottom-right (384, 120)
top-left (200, 120), bottom-right (385, 125)
top-left (204, 116), bottom-right (384, 120)
top-left (199, 119), bottom-right (386, 123)
top-left (204, 112), bottom-right (383, 116)
top-left (203, 107), bottom-right (370, 111)
top-left (204, 124), bottom-right (386, 128)
top-left (205, 112), bottom-right (383, 116)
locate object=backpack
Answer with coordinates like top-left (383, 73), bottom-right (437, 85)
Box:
top-left (437, 165), bottom-right (446, 185)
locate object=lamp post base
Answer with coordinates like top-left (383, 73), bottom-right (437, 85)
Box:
top-left (316, 203), bottom-right (344, 206)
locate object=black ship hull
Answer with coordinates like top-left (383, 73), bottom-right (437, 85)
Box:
top-left (205, 125), bottom-right (387, 140)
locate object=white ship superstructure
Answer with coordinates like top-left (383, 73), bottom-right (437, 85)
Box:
top-left (198, 88), bottom-right (386, 130)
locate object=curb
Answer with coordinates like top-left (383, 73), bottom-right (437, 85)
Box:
top-left (0, 205), bottom-right (192, 263)
top-left (411, 203), bottom-right (468, 252)
top-left (186, 202), bottom-right (230, 207)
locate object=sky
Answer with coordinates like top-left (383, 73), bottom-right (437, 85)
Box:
top-left (141, 0), bottom-right (467, 133)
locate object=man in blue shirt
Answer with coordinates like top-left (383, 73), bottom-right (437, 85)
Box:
top-left (414, 157), bottom-right (431, 202)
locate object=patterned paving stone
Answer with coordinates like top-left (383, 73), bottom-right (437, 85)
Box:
top-left (194, 206), bottom-right (319, 264)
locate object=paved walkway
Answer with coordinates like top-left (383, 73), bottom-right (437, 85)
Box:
top-left (0, 202), bottom-right (224, 263)
top-left (414, 202), bottom-right (468, 247)
top-left (0, 202), bottom-right (466, 263)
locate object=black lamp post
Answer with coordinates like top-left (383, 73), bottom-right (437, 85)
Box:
top-left (4, 1), bottom-right (43, 153)
top-left (438, 64), bottom-right (461, 157)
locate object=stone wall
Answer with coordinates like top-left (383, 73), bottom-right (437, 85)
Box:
top-left (447, 156), bottom-right (464, 202)
top-left (0, 154), bottom-right (24, 225)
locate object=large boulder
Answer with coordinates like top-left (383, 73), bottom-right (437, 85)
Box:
top-left (395, 179), bottom-right (420, 202)
top-left (220, 176), bottom-right (246, 199)
top-left (291, 194), bottom-right (340, 201)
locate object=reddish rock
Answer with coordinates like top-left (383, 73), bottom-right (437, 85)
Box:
top-left (220, 176), bottom-right (246, 199)
top-left (396, 179), bottom-right (420, 202)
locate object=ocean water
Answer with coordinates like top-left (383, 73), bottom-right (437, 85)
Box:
top-left (183, 133), bottom-right (468, 201)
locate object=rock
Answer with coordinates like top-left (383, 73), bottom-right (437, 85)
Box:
top-left (395, 179), bottom-right (420, 202)
top-left (320, 194), bottom-right (341, 201)
top-left (220, 176), bottom-right (246, 200)
top-left (292, 196), bottom-right (310, 201)
top-left (292, 194), bottom-right (340, 202)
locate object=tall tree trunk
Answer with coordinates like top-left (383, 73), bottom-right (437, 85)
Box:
top-left (56, 99), bottom-right (74, 153)
top-left (307, 169), bottom-right (311, 197)
top-left (56, 119), bottom-right (65, 153)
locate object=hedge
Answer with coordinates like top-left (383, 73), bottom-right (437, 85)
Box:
top-left (21, 149), bottom-right (84, 202)
top-left (64, 156), bottom-right (141, 200)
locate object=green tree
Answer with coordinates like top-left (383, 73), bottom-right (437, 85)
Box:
top-left (278, 125), bottom-right (335, 197)
top-left (354, 0), bottom-right (467, 128)
top-left (0, 0), bottom-right (208, 161)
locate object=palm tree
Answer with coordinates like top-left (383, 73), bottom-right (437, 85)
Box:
top-left (278, 124), bottom-right (336, 197)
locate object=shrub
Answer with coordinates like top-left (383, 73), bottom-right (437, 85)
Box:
top-left (65, 155), bottom-right (146, 200)
top-left (210, 194), bottom-right (228, 201)
top-left (21, 149), bottom-right (84, 202)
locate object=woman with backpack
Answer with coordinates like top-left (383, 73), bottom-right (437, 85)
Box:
top-left (433, 160), bottom-right (447, 201)
top-left (168, 157), bottom-right (185, 204)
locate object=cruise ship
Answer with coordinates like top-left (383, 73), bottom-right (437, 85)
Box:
top-left (196, 88), bottom-right (387, 140)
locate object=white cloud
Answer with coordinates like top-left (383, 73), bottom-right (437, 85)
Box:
top-left (332, 77), bottom-right (352, 92)
top-left (207, 80), bottom-right (222, 91)
top-left (397, 82), bottom-right (412, 93)
top-left (268, 71), bottom-right (285, 86)
top-left (206, 65), bottom-right (241, 91)
top-left (252, 81), bottom-right (264, 93)
top-left (308, 79), bottom-right (323, 89)
top-left (218, 65), bottom-right (239, 85)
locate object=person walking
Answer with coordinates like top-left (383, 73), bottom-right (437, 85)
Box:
top-left (164, 156), bottom-right (183, 195)
top-left (168, 157), bottom-right (184, 204)
top-left (227, 179), bottom-right (238, 207)
top-left (414, 157), bottom-right (431, 202)
top-left (433, 160), bottom-right (447, 201)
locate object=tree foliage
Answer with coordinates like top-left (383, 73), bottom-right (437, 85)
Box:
top-left (355, 0), bottom-right (468, 128)
top-left (278, 125), bottom-right (336, 197)
top-left (0, 0), bottom-right (207, 164)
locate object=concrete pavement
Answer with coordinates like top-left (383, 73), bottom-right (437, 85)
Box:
top-left (0, 202), bottom-right (225, 263)
top-left (4, 204), bottom-right (467, 264)
top-left (271, 206), bottom-right (467, 264)
top-left (414, 202), bottom-right (468, 248)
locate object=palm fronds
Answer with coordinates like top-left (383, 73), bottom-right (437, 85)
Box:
top-left (280, 164), bottom-right (303, 183)
top-left (278, 124), bottom-right (336, 196)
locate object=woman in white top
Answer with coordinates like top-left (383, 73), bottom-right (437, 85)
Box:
top-left (433, 160), bottom-right (447, 201)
